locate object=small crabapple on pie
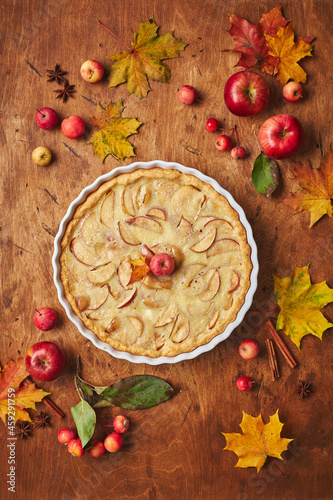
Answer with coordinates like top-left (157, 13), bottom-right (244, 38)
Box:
top-left (60, 168), bottom-right (252, 357)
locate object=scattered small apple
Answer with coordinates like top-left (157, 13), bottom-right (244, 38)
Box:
top-left (231, 146), bottom-right (246, 159)
top-left (34, 307), bottom-right (57, 331)
top-left (239, 339), bottom-right (259, 360)
top-left (258, 114), bottom-right (303, 159)
top-left (215, 135), bottom-right (231, 151)
top-left (149, 253), bottom-right (175, 276)
top-left (87, 440), bottom-right (106, 458)
top-left (25, 341), bottom-right (66, 382)
top-left (35, 107), bottom-right (58, 130)
top-left (236, 376), bottom-right (254, 391)
top-left (61, 116), bottom-right (85, 139)
top-left (31, 146), bottom-right (52, 166)
top-left (58, 428), bottom-right (78, 444)
top-left (80, 60), bottom-right (104, 83)
top-left (113, 415), bottom-right (130, 434)
top-left (67, 438), bottom-right (85, 457)
top-left (104, 432), bottom-right (123, 453)
top-left (283, 81), bottom-right (303, 102)
top-left (178, 85), bottom-right (197, 105)
top-left (206, 118), bottom-right (219, 132)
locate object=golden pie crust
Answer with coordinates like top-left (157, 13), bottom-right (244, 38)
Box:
top-left (60, 168), bottom-right (252, 357)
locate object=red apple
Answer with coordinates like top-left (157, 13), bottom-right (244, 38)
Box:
top-left (80, 60), bottom-right (104, 83)
top-left (35, 107), bottom-right (58, 130)
top-left (25, 341), bottom-right (66, 382)
top-left (149, 253), bottom-right (175, 276)
top-left (215, 135), bottom-right (231, 151)
top-left (61, 116), bottom-right (85, 139)
top-left (236, 376), bottom-right (254, 391)
top-left (224, 71), bottom-right (270, 117)
top-left (206, 118), bottom-right (219, 132)
top-left (67, 438), bottom-right (85, 457)
top-left (34, 307), bottom-right (57, 331)
top-left (239, 339), bottom-right (259, 360)
top-left (104, 432), bottom-right (123, 453)
top-left (283, 81), bottom-right (303, 102)
top-left (258, 114), bottom-right (303, 159)
top-left (178, 85), bottom-right (197, 105)
top-left (87, 440), bottom-right (106, 457)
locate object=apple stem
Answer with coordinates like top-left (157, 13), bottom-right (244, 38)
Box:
top-left (97, 20), bottom-right (132, 51)
top-left (97, 421), bottom-right (113, 435)
top-left (35, 308), bottom-right (42, 316)
top-left (36, 109), bottom-right (45, 118)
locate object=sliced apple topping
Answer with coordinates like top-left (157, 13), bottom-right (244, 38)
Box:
top-left (187, 302), bottom-right (213, 317)
top-left (117, 258), bottom-right (133, 289)
top-left (81, 212), bottom-right (103, 247)
top-left (208, 310), bottom-right (219, 329)
top-left (100, 190), bottom-right (115, 228)
top-left (155, 303), bottom-right (178, 327)
top-left (86, 284), bottom-right (109, 310)
top-left (105, 316), bottom-right (120, 334)
top-left (70, 263), bottom-right (87, 284)
top-left (190, 227), bottom-right (217, 253)
top-left (86, 263), bottom-right (115, 285)
top-left (127, 216), bottom-right (162, 233)
top-left (142, 273), bottom-right (172, 290)
top-left (142, 291), bottom-right (168, 308)
top-left (181, 263), bottom-right (207, 289)
top-left (204, 218), bottom-right (233, 232)
top-left (127, 316), bottom-right (144, 336)
top-left (199, 269), bottom-right (221, 302)
top-left (155, 330), bottom-right (168, 351)
top-left (146, 207), bottom-right (167, 220)
top-left (206, 238), bottom-right (240, 258)
top-left (140, 244), bottom-right (155, 263)
top-left (121, 186), bottom-right (136, 216)
top-left (229, 270), bottom-right (240, 293)
top-left (118, 221), bottom-right (141, 245)
top-left (177, 217), bottom-right (193, 242)
top-left (70, 238), bottom-right (97, 266)
top-left (117, 287), bottom-right (137, 309)
top-left (156, 180), bottom-right (180, 203)
top-left (135, 185), bottom-right (151, 209)
top-left (75, 295), bottom-right (90, 312)
top-left (171, 185), bottom-right (204, 219)
top-left (170, 312), bottom-right (190, 343)
top-left (194, 195), bottom-right (206, 220)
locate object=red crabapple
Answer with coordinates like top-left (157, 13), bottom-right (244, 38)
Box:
top-left (58, 428), bottom-right (78, 444)
top-left (113, 415), bottom-right (130, 434)
top-left (104, 432), bottom-right (123, 453)
top-left (87, 440), bottom-right (106, 458)
top-left (178, 85), bottom-right (197, 105)
top-left (33, 307), bottom-right (57, 331)
top-left (215, 135), bottom-right (231, 151)
top-left (231, 147), bottom-right (246, 159)
top-left (206, 118), bottom-right (219, 132)
top-left (236, 376), bottom-right (254, 391)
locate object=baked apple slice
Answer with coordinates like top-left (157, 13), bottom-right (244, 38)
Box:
top-left (206, 238), bottom-right (240, 258)
top-left (117, 287), bottom-right (137, 309)
top-left (170, 312), bottom-right (190, 343)
top-left (86, 263), bottom-right (115, 285)
top-left (181, 263), bottom-right (207, 289)
top-left (127, 216), bottom-right (162, 233)
top-left (75, 295), bottom-right (91, 312)
top-left (190, 227), bottom-right (217, 253)
top-left (121, 186), bottom-right (136, 216)
top-left (100, 190), bottom-right (115, 228)
top-left (146, 207), bottom-right (167, 220)
top-left (156, 180), bottom-right (180, 203)
top-left (86, 284), bottom-right (109, 310)
top-left (142, 273), bottom-right (173, 290)
top-left (204, 218), bottom-right (233, 231)
top-left (187, 302), bottom-right (213, 317)
top-left (177, 217), bottom-right (193, 243)
top-left (118, 221), bottom-right (141, 245)
top-left (171, 185), bottom-right (205, 219)
top-left (70, 238), bottom-right (97, 266)
top-left (199, 269), bottom-right (221, 302)
top-left (127, 316), bottom-right (144, 336)
top-left (155, 303), bottom-right (178, 327)
top-left (140, 244), bottom-right (155, 263)
top-left (135, 186), bottom-right (151, 209)
top-left (105, 316), bottom-right (121, 334)
top-left (229, 270), bottom-right (240, 293)
top-left (117, 258), bottom-right (133, 289)
top-left (208, 310), bottom-right (219, 329)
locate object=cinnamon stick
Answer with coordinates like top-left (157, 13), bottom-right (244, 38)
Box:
top-left (23, 378), bottom-right (64, 419)
top-left (265, 339), bottom-right (280, 380)
top-left (265, 320), bottom-right (297, 368)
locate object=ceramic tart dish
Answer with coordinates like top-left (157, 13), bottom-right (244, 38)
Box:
top-left (53, 161), bottom-right (258, 365)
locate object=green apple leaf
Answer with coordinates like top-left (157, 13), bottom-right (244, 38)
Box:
top-left (252, 152), bottom-right (280, 197)
top-left (71, 399), bottom-right (96, 448)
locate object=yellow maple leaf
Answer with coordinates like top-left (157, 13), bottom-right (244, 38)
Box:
top-left (274, 265), bottom-right (333, 349)
top-left (0, 358), bottom-right (50, 425)
top-left (283, 148), bottom-right (333, 227)
top-left (222, 410), bottom-right (293, 473)
top-left (128, 256), bottom-right (150, 284)
top-left (265, 23), bottom-right (313, 85)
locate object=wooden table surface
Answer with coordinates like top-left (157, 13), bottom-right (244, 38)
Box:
top-left (1, 1), bottom-right (333, 499)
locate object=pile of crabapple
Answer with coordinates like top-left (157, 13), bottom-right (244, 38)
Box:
top-left (58, 414), bottom-right (130, 458)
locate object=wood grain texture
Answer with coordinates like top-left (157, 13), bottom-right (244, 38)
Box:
top-left (1, 0), bottom-right (333, 499)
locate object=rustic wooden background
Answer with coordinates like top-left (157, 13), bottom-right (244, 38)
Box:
top-left (1, 0), bottom-right (333, 498)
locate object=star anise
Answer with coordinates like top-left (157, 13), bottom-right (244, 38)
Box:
top-left (46, 64), bottom-right (67, 84)
top-left (32, 411), bottom-right (51, 429)
top-left (54, 80), bottom-right (76, 103)
top-left (295, 380), bottom-right (311, 399)
top-left (14, 421), bottom-right (32, 439)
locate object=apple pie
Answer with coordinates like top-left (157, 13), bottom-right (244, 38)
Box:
top-left (60, 168), bottom-right (253, 357)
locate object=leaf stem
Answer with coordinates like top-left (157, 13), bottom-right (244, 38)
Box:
top-left (268, 456), bottom-right (288, 478)
top-left (97, 20), bottom-right (131, 51)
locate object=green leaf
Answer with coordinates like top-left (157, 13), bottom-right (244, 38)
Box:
top-left (252, 153), bottom-right (280, 197)
top-left (98, 375), bottom-right (177, 410)
top-left (71, 399), bottom-right (96, 448)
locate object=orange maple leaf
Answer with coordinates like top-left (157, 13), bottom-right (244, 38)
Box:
top-left (264, 23), bottom-right (313, 85)
top-left (0, 358), bottom-right (50, 425)
top-left (283, 148), bottom-right (333, 227)
top-left (128, 256), bottom-right (150, 284)
top-left (259, 4), bottom-right (289, 37)
top-left (222, 410), bottom-right (293, 473)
